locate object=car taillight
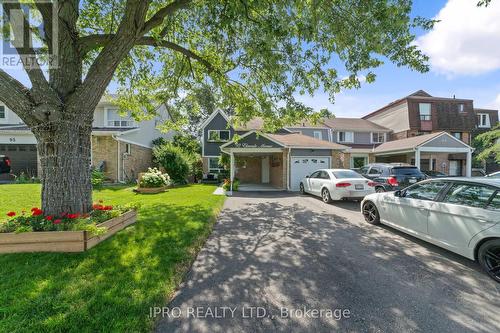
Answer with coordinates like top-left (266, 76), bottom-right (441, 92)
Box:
top-left (336, 182), bottom-right (351, 187)
top-left (5, 158), bottom-right (10, 167)
top-left (367, 181), bottom-right (376, 187)
top-left (387, 177), bottom-right (398, 186)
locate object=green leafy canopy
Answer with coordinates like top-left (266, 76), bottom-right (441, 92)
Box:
top-left (78, 0), bottom-right (433, 130)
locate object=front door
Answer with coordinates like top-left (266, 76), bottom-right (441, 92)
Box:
top-left (449, 160), bottom-right (462, 176)
top-left (261, 156), bottom-right (270, 183)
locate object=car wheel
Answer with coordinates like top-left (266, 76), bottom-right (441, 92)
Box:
top-left (362, 201), bottom-right (380, 225)
top-left (299, 183), bottom-right (306, 195)
top-left (375, 187), bottom-right (385, 193)
top-left (478, 239), bottom-right (500, 283)
top-left (321, 188), bottom-right (332, 203)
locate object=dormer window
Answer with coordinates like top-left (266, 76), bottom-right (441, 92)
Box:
top-left (208, 130), bottom-right (230, 142)
top-left (458, 104), bottom-right (465, 112)
top-left (106, 108), bottom-right (136, 127)
top-left (313, 131), bottom-right (322, 140)
top-left (477, 113), bottom-right (491, 128)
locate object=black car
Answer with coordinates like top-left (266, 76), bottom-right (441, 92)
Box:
top-left (358, 163), bottom-right (426, 192)
top-left (0, 155), bottom-right (11, 174)
top-left (423, 170), bottom-right (447, 178)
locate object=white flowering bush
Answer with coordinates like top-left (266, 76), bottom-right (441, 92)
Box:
top-left (139, 168), bottom-right (170, 188)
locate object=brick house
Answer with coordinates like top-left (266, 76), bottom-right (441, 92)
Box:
top-left (0, 97), bottom-right (174, 182)
top-left (362, 90), bottom-right (499, 176)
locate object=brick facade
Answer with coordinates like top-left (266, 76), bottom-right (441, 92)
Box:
top-left (92, 135), bottom-right (153, 182)
top-left (235, 157), bottom-right (262, 183)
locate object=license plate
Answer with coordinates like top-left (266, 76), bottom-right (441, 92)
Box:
top-left (355, 184), bottom-right (364, 190)
top-left (409, 178), bottom-right (417, 183)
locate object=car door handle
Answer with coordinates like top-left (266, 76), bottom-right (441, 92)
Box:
top-left (416, 205), bottom-right (427, 210)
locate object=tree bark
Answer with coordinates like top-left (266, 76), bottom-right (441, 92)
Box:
top-left (32, 115), bottom-right (93, 216)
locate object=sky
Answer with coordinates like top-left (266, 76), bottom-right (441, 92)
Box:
top-left (3, 0), bottom-right (500, 118)
top-left (298, 0), bottom-right (500, 118)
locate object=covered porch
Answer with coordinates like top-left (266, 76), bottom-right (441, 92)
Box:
top-left (373, 132), bottom-right (474, 177)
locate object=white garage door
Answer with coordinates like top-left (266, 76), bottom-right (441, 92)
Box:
top-left (290, 156), bottom-right (330, 191)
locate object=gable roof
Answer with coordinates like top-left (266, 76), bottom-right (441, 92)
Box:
top-left (374, 131), bottom-right (472, 153)
top-left (199, 110), bottom-right (230, 130)
top-left (322, 118), bottom-right (391, 132)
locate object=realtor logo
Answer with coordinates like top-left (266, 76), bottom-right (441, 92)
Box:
top-left (1, 0), bottom-right (58, 69)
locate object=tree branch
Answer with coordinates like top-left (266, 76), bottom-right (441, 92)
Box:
top-left (0, 70), bottom-right (36, 124)
top-left (141, 0), bottom-right (192, 33)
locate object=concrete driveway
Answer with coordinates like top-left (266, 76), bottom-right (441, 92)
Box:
top-left (155, 192), bottom-right (500, 333)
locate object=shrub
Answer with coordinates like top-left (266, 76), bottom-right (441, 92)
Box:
top-left (91, 169), bottom-right (105, 189)
top-left (0, 202), bottom-right (135, 236)
top-left (153, 143), bottom-right (190, 184)
top-left (139, 167), bottom-right (170, 188)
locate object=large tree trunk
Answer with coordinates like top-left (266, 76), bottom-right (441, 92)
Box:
top-left (33, 117), bottom-right (93, 216)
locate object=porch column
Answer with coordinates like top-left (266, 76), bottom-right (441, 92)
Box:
top-left (230, 152), bottom-right (235, 193)
top-left (414, 148), bottom-right (421, 170)
top-left (466, 149), bottom-right (472, 177)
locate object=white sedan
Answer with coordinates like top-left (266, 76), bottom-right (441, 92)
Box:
top-left (300, 169), bottom-right (376, 203)
top-left (361, 178), bottom-right (500, 283)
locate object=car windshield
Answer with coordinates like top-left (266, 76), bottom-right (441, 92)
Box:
top-left (332, 170), bottom-right (364, 179)
top-left (391, 167), bottom-right (423, 176)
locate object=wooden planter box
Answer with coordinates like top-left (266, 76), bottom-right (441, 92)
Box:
top-left (134, 186), bottom-right (168, 194)
top-left (0, 210), bottom-right (137, 253)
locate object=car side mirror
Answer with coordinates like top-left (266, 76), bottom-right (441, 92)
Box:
top-left (394, 190), bottom-right (402, 197)
top-left (306, 175), bottom-right (309, 178)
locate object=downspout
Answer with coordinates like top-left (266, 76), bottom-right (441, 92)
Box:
top-left (286, 147), bottom-right (291, 191)
top-left (112, 134), bottom-right (125, 183)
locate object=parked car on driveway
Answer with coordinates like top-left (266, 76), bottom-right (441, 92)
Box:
top-left (300, 169), bottom-right (376, 203)
top-left (361, 178), bottom-right (500, 282)
top-left (358, 163), bottom-right (426, 193)
top-left (472, 168), bottom-right (487, 177)
top-left (423, 170), bottom-right (447, 178)
top-left (0, 155), bottom-right (11, 174)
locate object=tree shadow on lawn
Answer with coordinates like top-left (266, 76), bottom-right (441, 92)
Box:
top-left (0, 201), bottom-right (221, 333)
top-left (156, 199), bottom-right (500, 333)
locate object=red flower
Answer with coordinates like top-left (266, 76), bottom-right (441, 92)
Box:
top-left (32, 208), bottom-right (43, 216)
top-left (67, 213), bottom-right (78, 219)
top-left (92, 204), bottom-right (104, 210)
top-left (31, 207), bottom-right (38, 212)
top-left (45, 216), bottom-right (53, 221)
top-left (53, 219), bottom-right (61, 224)
top-left (6, 211), bottom-right (16, 217)
top-left (103, 205), bottom-right (113, 211)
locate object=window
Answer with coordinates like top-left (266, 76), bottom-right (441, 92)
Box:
top-left (208, 157), bottom-right (224, 173)
top-left (332, 170), bottom-right (364, 179)
top-left (338, 131), bottom-right (354, 143)
top-left (403, 181), bottom-right (447, 201)
top-left (313, 131), bottom-right (322, 140)
top-left (124, 143), bottom-right (131, 154)
top-left (368, 167), bottom-right (381, 175)
top-left (319, 171), bottom-right (330, 179)
top-left (309, 171), bottom-right (321, 178)
top-left (359, 166), bottom-right (370, 175)
top-left (458, 104), bottom-right (465, 112)
top-left (371, 132), bottom-right (385, 143)
top-left (419, 103), bottom-right (431, 121)
top-left (106, 109), bottom-right (135, 127)
top-left (487, 192), bottom-right (500, 211)
top-left (0, 105), bottom-right (5, 119)
top-left (477, 113), bottom-right (491, 128)
top-left (451, 132), bottom-right (462, 140)
top-left (208, 130), bottom-right (230, 142)
top-left (443, 184), bottom-right (496, 208)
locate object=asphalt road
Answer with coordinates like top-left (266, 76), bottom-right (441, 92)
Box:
top-left (155, 192), bottom-right (500, 333)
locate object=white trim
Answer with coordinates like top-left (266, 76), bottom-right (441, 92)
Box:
top-left (222, 148), bottom-right (284, 153)
top-left (219, 130), bottom-right (286, 149)
top-left (287, 146), bottom-right (346, 150)
top-left (286, 126), bottom-right (330, 130)
top-left (370, 132), bottom-right (386, 144)
top-left (418, 147), bottom-right (473, 153)
top-left (375, 149), bottom-right (414, 156)
top-left (199, 110), bottom-right (230, 130)
top-left (104, 107), bottom-right (136, 128)
top-left (114, 137), bottom-right (152, 149)
top-left (477, 113), bottom-right (491, 128)
top-left (207, 129), bottom-right (231, 142)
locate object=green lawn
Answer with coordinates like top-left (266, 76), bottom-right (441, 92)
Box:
top-left (0, 184), bottom-right (225, 332)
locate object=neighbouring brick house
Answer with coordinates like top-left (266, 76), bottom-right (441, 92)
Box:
top-left (362, 90), bottom-right (499, 176)
top-left (0, 97), bottom-right (174, 182)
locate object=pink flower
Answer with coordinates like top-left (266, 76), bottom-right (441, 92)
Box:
top-left (45, 216), bottom-right (53, 221)
top-left (53, 219), bottom-right (62, 224)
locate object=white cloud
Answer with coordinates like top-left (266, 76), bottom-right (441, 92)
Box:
top-left (416, 0), bottom-right (500, 76)
top-left (491, 93), bottom-right (500, 109)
